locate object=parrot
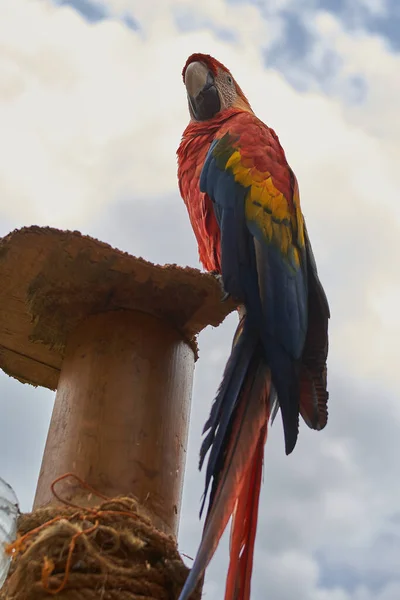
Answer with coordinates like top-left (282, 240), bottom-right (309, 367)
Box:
top-left (177, 53), bottom-right (330, 600)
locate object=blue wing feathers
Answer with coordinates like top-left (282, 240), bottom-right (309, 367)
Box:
top-left (249, 228), bottom-right (308, 359)
top-left (201, 139), bottom-right (304, 455)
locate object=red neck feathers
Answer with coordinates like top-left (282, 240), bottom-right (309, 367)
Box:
top-left (181, 107), bottom-right (244, 141)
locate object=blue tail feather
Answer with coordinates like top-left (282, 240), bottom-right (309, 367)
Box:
top-left (199, 317), bottom-right (258, 517)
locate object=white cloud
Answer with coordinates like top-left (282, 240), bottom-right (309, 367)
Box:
top-left (0, 0), bottom-right (265, 226)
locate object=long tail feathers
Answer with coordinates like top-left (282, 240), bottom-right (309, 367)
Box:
top-left (178, 325), bottom-right (272, 600)
top-left (199, 316), bottom-right (257, 516)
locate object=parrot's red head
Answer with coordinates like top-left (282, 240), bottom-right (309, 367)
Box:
top-left (182, 53), bottom-right (252, 122)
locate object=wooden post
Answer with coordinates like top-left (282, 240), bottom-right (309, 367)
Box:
top-left (34, 310), bottom-right (193, 535)
top-left (0, 226), bottom-right (234, 539)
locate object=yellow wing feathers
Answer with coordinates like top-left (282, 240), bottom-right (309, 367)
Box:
top-left (225, 150), bottom-right (304, 267)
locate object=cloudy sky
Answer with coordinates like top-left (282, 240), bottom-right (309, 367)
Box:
top-left (1, 0), bottom-right (400, 598)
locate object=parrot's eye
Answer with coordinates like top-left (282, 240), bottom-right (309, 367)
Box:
top-left (227, 75), bottom-right (233, 85)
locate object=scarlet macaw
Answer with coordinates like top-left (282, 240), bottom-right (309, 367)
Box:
top-left (177, 53), bottom-right (329, 600)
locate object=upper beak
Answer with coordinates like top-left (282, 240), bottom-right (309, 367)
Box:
top-left (184, 61), bottom-right (221, 121)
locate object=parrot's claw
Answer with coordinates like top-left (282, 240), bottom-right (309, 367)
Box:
top-left (210, 271), bottom-right (231, 302)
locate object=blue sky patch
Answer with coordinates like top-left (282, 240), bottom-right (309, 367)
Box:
top-left (121, 13), bottom-right (139, 32)
top-left (264, 11), bottom-right (343, 94)
top-left (55, 0), bottom-right (109, 23)
top-left (228, 0), bottom-right (400, 52)
top-left (318, 0), bottom-right (400, 51)
top-left (279, 11), bottom-right (311, 60)
top-left (52, 0), bottom-right (140, 31)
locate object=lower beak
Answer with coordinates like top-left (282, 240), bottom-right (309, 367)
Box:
top-left (188, 72), bottom-right (221, 121)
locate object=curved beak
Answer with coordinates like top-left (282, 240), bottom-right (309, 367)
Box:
top-left (184, 61), bottom-right (221, 121)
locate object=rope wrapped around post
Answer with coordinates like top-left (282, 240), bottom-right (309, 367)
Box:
top-left (1, 475), bottom-right (202, 600)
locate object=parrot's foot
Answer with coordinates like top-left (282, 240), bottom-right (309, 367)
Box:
top-left (210, 270), bottom-right (231, 302)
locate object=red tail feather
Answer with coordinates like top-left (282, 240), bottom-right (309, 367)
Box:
top-left (177, 352), bottom-right (272, 600)
top-left (198, 361), bottom-right (270, 574)
top-left (225, 424), bottom-right (268, 600)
